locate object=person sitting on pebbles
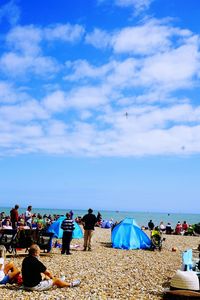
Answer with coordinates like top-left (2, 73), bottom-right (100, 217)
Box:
top-left (22, 244), bottom-right (81, 291)
top-left (0, 245), bottom-right (21, 285)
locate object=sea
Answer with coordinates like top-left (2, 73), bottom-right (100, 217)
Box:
top-left (0, 206), bottom-right (199, 227)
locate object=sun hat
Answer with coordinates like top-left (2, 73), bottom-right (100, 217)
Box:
top-left (170, 270), bottom-right (200, 291)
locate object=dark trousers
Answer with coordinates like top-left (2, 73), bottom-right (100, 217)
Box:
top-left (11, 221), bottom-right (17, 229)
top-left (62, 231), bottom-right (73, 254)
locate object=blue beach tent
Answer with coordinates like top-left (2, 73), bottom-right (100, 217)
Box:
top-left (111, 218), bottom-right (151, 250)
top-left (101, 220), bottom-right (112, 229)
top-left (47, 216), bottom-right (83, 239)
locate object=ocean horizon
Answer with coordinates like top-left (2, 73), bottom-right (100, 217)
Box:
top-left (0, 206), bottom-right (199, 228)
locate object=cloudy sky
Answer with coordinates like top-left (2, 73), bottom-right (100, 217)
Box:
top-left (0, 0), bottom-right (200, 213)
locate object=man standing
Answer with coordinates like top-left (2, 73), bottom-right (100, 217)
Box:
top-left (148, 220), bottom-right (154, 231)
top-left (22, 244), bottom-right (80, 291)
top-left (10, 205), bottom-right (19, 229)
top-left (25, 205), bottom-right (32, 228)
top-left (82, 208), bottom-right (97, 251)
top-left (61, 213), bottom-right (75, 255)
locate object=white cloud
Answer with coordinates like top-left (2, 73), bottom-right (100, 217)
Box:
top-left (6, 23), bottom-right (85, 55)
top-left (98, 0), bottom-right (153, 15)
top-left (0, 100), bottom-right (49, 122)
top-left (0, 52), bottom-right (59, 77)
top-left (115, 0), bottom-right (153, 14)
top-left (0, 23), bottom-right (84, 77)
top-left (1, 103), bottom-right (200, 156)
top-left (106, 58), bottom-right (138, 88)
top-left (64, 58), bottom-right (140, 92)
top-left (79, 110), bottom-right (93, 120)
top-left (0, 0), bottom-right (20, 26)
top-left (42, 86), bottom-right (110, 113)
top-left (67, 86), bottom-right (110, 109)
top-left (139, 42), bottom-right (200, 90)
top-left (6, 25), bottom-right (42, 56)
top-left (112, 19), bottom-right (192, 55)
top-left (85, 28), bottom-right (111, 48)
top-left (0, 81), bottom-right (29, 103)
top-left (44, 23), bottom-right (85, 43)
top-left (85, 19), bottom-right (193, 59)
top-left (47, 120), bottom-right (68, 136)
top-left (1, 8), bottom-right (200, 158)
top-left (43, 90), bottom-right (67, 112)
top-left (64, 59), bottom-right (115, 81)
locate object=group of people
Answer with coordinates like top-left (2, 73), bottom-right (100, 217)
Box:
top-left (0, 207), bottom-right (100, 290)
top-left (0, 205), bottom-right (100, 254)
top-left (147, 219), bottom-right (193, 235)
top-left (0, 244), bottom-right (80, 290)
top-left (1, 205), bottom-right (55, 230)
top-left (61, 208), bottom-right (98, 254)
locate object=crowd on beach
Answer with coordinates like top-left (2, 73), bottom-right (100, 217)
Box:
top-left (0, 205), bottom-right (103, 231)
top-left (0, 205), bottom-right (101, 291)
top-left (1, 205), bottom-right (198, 235)
top-left (146, 219), bottom-right (196, 236)
top-left (0, 205), bottom-right (69, 231)
top-left (0, 204), bottom-right (200, 295)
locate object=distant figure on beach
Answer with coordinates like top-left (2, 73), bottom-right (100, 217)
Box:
top-left (22, 244), bottom-right (81, 291)
top-left (82, 208), bottom-right (97, 251)
top-left (166, 222), bottom-right (173, 234)
top-left (159, 221), bottom-right (166, 232)
top-left (61, 213), bottom-right (75, 255)
top-left (25, 205), bottom-right (33, 228)
top-left (0, 245), bottom-right (21, 285)
top-left (96, 211), bottom-right (102, 226)
top-left (69, 210), bottom-right (74, 220)
top-left (182, 221), bottom-right (189, 233)
top-left (0, 212), bottom-right (6, 221)
top-left (175, 221), bottom-right (182, 235)
top-left (2, 219), bottom-right (12, 229)
top-left (10, 204), bottom-right (19, 229)
top-left (148, 220), bottom-right (154, 230)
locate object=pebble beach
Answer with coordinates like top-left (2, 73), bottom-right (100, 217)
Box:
top-left (0, 227), bottom-right (199, 300)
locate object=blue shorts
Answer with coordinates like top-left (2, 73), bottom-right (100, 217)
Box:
top-left (0, 275), bottom-right (10, 284)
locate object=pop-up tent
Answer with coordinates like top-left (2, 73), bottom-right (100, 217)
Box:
top-left (111, 218), bottom-right (151, 250)
top-left (47, 216), bottom-right (83, 239)
top-left (101, 220), bottom-right (112, 229)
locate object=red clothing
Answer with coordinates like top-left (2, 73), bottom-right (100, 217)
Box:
top-left (175, 224), bottom-right (182, 234)
top-left (182, 223), bottom-right (188, 231)
top-left (10, 208), bottom-right (19, 222)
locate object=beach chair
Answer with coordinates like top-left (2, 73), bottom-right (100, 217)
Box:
top-left (16, 229), bottom-right (34, 252)
top-left (0, 229), bottom-right (17, 254)
top-left (182, 249), bottom-right (193, 271)
top-left (37, 231), bottom-right (54, 253)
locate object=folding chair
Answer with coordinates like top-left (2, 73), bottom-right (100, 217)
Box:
top-left (16, 229), bottom-right (34, 252)
top-left (37, 231), bottom-right (54, 253)
top-left (0, 229), bottom-right (17, 254)
top-left (182, 249), bottom-right (193, 271)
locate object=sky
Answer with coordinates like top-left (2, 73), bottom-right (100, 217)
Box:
top-left (0, 0), bottom-right (200, 213)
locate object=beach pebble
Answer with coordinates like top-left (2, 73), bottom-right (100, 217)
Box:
top-left (0, 227), bottom-right (199, 299)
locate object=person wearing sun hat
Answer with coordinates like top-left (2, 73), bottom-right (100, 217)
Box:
top-left (170, 270), bottom-right (199, 291)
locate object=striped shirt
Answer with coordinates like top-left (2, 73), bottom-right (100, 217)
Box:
top-left (61, 218), bottom-right (75, 232)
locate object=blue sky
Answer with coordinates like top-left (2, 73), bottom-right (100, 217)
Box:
top-left (0, 0), bottom-right (200, 213)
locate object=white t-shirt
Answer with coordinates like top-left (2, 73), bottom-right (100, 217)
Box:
top-left (25, 210), bottom-right (32, 223)
top-left (0, 257), bottom-right (5, 281)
